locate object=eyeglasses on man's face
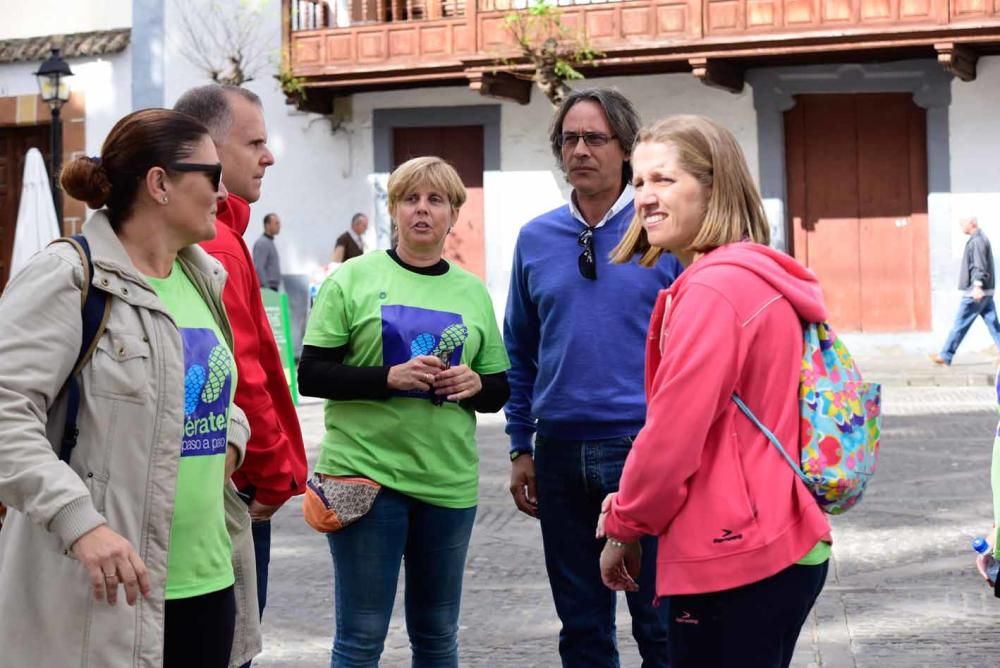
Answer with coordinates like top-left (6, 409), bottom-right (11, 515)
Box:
top-left (559, 132), bottom-right (616, 149)
top-left (577, 227), bottom-right (597, 280)
top-left (169, 162), bottom-right (224, 192)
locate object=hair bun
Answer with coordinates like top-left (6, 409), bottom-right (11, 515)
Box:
top-left (61, 156), bottom-right (113, 209)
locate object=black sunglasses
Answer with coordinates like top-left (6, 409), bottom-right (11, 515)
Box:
top-left (577, 228), bottom-right (597, 280)
top-left (169, 162), bottom-right (223, 192)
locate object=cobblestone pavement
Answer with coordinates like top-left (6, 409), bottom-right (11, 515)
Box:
top-left (254, 386), bottom-right (1000, 667)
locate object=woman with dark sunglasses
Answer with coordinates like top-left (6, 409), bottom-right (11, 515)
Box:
top-left (0, 108), bottom-right (260, 667)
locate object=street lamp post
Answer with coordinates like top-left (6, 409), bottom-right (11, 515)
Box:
top-left (34, 47), bottom-right (73, 226)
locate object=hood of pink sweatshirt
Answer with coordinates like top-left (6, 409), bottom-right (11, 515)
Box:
top-left (671, 242), bottom-right (828, 324)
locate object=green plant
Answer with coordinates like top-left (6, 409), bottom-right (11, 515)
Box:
top-left (275, 53), bottom-right (307, 101)
top-left (502, 0), bottom-right (601, 106)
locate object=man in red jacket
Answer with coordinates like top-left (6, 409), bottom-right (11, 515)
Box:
top-left (175, 85), bottom-right (307, 644)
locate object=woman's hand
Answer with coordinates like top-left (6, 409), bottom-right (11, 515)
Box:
top-left (71, 525), bottom-right (151, 606)
top-left (596, 493), bottom-right (615, 538)
top-left (433, 365), bottom-right (482, 402)
top-left (388, 355), bottom-right (446, 392)
top-left (599, 539), bottom-right (642, 592)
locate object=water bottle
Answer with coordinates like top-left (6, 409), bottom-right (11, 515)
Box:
top-left (972, 536), bottom-right (1000, 585)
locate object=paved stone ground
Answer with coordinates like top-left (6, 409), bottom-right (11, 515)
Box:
top-left (254, 384), bottom-right (1000, 667)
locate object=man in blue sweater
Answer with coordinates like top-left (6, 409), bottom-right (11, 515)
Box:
top-left (505, 88), bottom-right (681, 666)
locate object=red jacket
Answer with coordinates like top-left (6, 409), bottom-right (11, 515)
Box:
top-left (201, 194), bottom-right (307, 506)
top-left (604, 243), bottom-right (831, 596)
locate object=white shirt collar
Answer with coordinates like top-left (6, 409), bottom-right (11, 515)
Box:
top-left (569, 184), bottom-right (635, 229)
top-left (348, 229), bottom-right (365, 249)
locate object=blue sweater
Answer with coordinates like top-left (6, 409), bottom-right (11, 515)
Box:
top-left (503, 201), bottom-right (683, 452)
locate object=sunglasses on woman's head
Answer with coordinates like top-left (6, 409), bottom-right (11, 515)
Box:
top-left (169, 162), bottom-right (223, 192)
top-left (577, 227), bottom-right (597, 280)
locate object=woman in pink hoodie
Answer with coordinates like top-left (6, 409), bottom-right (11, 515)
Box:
top-left (597, 115), bottom-right (832, 668)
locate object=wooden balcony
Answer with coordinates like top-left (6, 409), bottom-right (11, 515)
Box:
top-left (282, 0), bottom-right (1000, 104)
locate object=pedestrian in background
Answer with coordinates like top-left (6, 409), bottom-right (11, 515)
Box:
top-left (331, 212), bottom-right (367, 262)
top-left (929, 216), bottom-right (1000, 366)
top-left (252, 212), bottom-right (282, 291)
top-left (504, 88), bottom-right (677, 667)
top-left (299, 156), bottom-right (510, 668)
top-left (175, 85), bottom-right (308, 664)
top-left (598, 115), bottom-right (831, 668)
top-left (0, 108), bottom-right (259, 667)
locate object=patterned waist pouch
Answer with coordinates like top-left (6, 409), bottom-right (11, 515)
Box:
top-left (302, 473), bottom-right (382, 533)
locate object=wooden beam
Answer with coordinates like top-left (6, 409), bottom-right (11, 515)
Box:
top-left (935, 42), bottom-right (977, 82)
top-left (689, 57), bottom-right (744, 94)
top-left (468, 71), bottom-right (532, 105)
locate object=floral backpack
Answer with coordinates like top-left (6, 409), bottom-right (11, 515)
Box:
top-left (732, 322), bottom-right (882, 514)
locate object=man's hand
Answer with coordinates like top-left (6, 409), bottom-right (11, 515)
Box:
top-left (973, 285), bottom-right (986, 302)
top-left (71, 525), bottom-right (152, 606)
top-left (509, 455), bottom-right (538, 518)
top-left (248, 499), bottom-right (282, 522)
top-left (388, 356), bottom-right (447, 392)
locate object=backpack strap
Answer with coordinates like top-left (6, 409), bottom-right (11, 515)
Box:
top-left (731, 393), bottom-right (812, 486)
top-left (51, 236), bottom-right (111, 464)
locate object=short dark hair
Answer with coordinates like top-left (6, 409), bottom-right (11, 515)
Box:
top-left (174, 84), bottom-right (262, 144)
top-left (263, 212), bottom-right (278, 228)
top-left (61, 109), bottom-right (209, 229)
top-left (350, 212), bottom-right (367, 226)
top-left (548, 88), bottom-right (641, 184)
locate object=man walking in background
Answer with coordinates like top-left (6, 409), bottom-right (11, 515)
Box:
top-left (331, 212), bottom-right (367, 262)
top-left (174, 86), bottom-right (308, 660)
top-left (253, 213), bottom-right (282, 290)
top-left (930, 216), bottom-right (1000, 365)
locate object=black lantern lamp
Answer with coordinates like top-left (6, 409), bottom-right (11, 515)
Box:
top-left (34, 47), bottom-right (74, 224)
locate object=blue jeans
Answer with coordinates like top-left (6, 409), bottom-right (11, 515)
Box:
top-left (240, 515), bottom-right (271, 668)
top-left (534, 435), bottom-right (671, 668)
top-left (940, 296), bottom-right (1000, 363)
top-left (325, 487), bottom-right (477, 668)
top-left (251, 519), bottom-right (271, 618)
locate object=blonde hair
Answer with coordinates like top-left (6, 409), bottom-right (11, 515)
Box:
top-left (611, 115), bottom-right (770, 267)
top-left (387, 156), bottom-right (467, 216)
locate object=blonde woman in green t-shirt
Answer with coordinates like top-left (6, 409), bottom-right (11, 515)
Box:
top-left (300, 157), bottom-right (511, 668)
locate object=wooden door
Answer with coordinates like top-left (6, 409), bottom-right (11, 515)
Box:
top-left (0, 125), bottom-right (51, 292)
top-left (786, 93), bottom-right (930, 332)
top-left (393, 125), bottom-right (486, 280)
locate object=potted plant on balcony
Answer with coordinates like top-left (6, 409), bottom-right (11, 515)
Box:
top-left (502, 0), bottom-right (601, 106)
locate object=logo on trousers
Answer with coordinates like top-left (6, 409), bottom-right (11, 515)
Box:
top-left (675, 611), bottom-right (699, 625)
top-left (712, 528), bottom-right (743, 544)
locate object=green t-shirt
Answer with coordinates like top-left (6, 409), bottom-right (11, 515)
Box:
top-left (303, 252), bottom-right (510, 508)
top-left (147, 261), bottom-right (236, 600)
top-left (797, 540), bottom-right (831, 566)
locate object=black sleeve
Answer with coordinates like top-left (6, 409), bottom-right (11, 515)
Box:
top-left (298, 344), bottom-right (391, 401)
top-left (461, 371), bottom-right (510, 413)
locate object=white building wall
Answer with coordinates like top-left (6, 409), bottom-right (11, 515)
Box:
top-left (936, 55), bottom-right (1000, 354)
top-left (0, 51), bottom-right (132, 156)
top-left (160, 0), bottom-right (758, 307)
top-left (0, 0), bottom-right (131, 39)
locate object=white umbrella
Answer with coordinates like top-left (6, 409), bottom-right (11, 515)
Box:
top-left (10, 148), bottom-right (60, 280)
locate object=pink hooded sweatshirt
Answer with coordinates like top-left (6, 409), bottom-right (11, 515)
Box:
top-left (604, 242), bottom-right (832, 597)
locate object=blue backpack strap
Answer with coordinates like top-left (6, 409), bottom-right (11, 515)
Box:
top-left (52, 235), bottom-right (111, 464)
top-left (731, 393), bottom-right (812, 486)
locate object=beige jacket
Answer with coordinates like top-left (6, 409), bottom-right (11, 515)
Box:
top-left (0, 212), bottom-right (261, 667)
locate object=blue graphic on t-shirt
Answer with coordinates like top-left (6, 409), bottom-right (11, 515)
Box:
top-left (382, 305), bottom-right (468, 400)
top-left (179, 328), bottom-right (232, 457)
